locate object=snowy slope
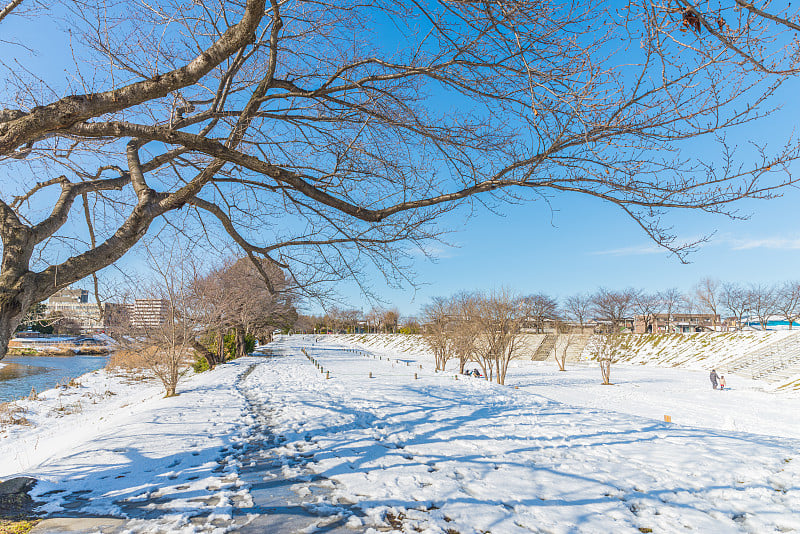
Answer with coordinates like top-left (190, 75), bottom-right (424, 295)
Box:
top-left (329, 332), bottom-right (800, 387)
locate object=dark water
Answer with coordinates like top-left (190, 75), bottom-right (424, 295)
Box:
top-left (0, 355), bottom-right (109, 402)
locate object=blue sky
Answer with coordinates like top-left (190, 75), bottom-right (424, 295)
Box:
top-left (4, 4), bottom-right (800, 319)
top-left (333, 182), bottom-right (800, 318)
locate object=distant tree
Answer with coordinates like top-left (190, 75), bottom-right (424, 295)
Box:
top-left (591, 289), bottom-right (636, 333)
top-left (46, 312), bottom-right (82, 336)
top-left (775, 281), bottom-right (800, 330)
top-left (721, 283), bottom-right (750, 331)
top-left (382, 309), bottom-right (400, 334)
top-left (293, 315), bottom-right (315, 334)
top-left (564, 294), bottom-right (592, 333)
top-left (472, 290), bottom-right (529, 385)
top-left (365, 307), bottom-right (382, 334)
top-left (16, 303), bottom-right (52, 334)
top-left (450, 292), bottom-right (481, 374)
top-left (525, 293), bottom-right (559, 333)
top-left (658, 288), bottom-right (683, 333)
top-left (748, 284), bottom-right (777, 331)
top-left (695, 278), bottom-right (721, 330)
top-left (422, 298), bottom-right (454, 371)
top-left (190, 257), bottom-right (295, 366)
top-left (632, 291), bottom-right (662, 333)
top-left (399, 318), bottom-right (420, 334)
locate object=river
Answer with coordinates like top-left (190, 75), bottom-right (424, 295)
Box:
top-left (0, 355), bottom-right (109, 403)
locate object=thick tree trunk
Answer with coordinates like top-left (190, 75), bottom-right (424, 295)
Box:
top-left (234, 326), bottom-right (247, 358)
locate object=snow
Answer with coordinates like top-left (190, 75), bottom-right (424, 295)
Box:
top-left (1, 335), bottom-right (798, 533)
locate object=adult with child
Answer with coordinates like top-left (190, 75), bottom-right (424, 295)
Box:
top-left (709, 369), bottom-right (719, 390)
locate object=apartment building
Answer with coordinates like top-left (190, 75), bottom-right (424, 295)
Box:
top-left (131, 299), bottom-right (171, 330)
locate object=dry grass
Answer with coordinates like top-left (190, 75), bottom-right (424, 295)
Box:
top-left (0, 519), bottom-right (40, 534)
top-left (106, 349), bottom-right (150, 370)
top-left (0, 402), bottom-right (30, 427)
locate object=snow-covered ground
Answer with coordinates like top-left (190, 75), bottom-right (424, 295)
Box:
top-left (1, 335), bottom-right (799, 533)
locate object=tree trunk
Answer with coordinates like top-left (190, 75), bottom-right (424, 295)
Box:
top-left (216, 330), bottom-right (225, 363)
top-left (0, 276), bottom-right (36, 360)
top-left (191, 338), bottom-right (217, 369)
top-left (235, 326), bottom-right (246, 358)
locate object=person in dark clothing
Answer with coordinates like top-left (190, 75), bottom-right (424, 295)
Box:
top-left (709, 369), bottom-right (719, 390)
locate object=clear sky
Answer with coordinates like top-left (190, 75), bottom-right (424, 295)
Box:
top-left (332, 178), bottom-right (800, 318)
top-left (4, 4), bottom-right (800, 320)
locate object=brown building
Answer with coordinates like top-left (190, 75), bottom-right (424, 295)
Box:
top-left (633, 313), bottom-right (720, 334)
top-left (131, 299), bottom-right (170, 331)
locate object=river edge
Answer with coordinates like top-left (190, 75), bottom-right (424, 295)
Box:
top-left (0, 355), bottom-right (110, 404)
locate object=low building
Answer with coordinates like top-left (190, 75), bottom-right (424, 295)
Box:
top-left (633, 313), bottom-right (720, 334)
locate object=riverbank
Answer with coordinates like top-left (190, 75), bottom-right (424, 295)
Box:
top-left (1, 336), bottom-right (799, 532)
top-left (0, 355), bottom-right (109, 404)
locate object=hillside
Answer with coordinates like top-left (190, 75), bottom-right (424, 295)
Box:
top-left (325, 331), bottom-right (800, 390)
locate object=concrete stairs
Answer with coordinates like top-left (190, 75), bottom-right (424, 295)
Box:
top-left (723, 331), bottom-right (800, 383)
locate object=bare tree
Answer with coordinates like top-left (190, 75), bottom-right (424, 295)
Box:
top-left (365, 307), bottom-right (382, 334)
top-left (748, 284), bottom-right (777, 331)
top-left (525, 293), bottom-right (559, 333)
top-left (775, 281), bottom-right (800, 330)
top-left (2, 0), bottom-right (800, 360)
top-left (591, 289), bottom-right (636, 333)
top-left (589, 334), bottom-right (624, 385)
top-left (127, 249), bottom-right (200, 397)
top-left (637, 1), bottom-right (800, 75)
top-left (421, 297), bottom-right (455, 371)
top-left (564, 294), bottom-right (592, 333)
top-left (633, 291), bottom-right (662, 333)
top-left (472, 290), bottom-right (529, 385)
top-left (449, 292), bottom-right (481, 375)
top-left (721, 283), bottom-right (750, 331)
top-left (553, 333), bottom-right (574, 372)
top-left (382, 309), bottom-right (400, 334)
top-left (695, 278), bottom-right (721, 331)
top-left (659, 288), bottom-right (683, 333)
top-left (190, 256), bottom-right (295, 367)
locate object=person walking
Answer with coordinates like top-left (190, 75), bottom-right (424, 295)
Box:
top-left (719, 375), bottom-right (726, 390)
top-left (709, 369), bottom-right (719, 390)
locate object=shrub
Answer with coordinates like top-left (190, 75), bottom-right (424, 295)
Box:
top-left (192, 355), bottom-right (210, 373)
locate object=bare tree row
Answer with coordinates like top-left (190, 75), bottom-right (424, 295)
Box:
top-left (421, 290), bottom-right (563, 385)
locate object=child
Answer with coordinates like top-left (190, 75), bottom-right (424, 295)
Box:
top-left (719, 375), bottom-right (726, 390)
